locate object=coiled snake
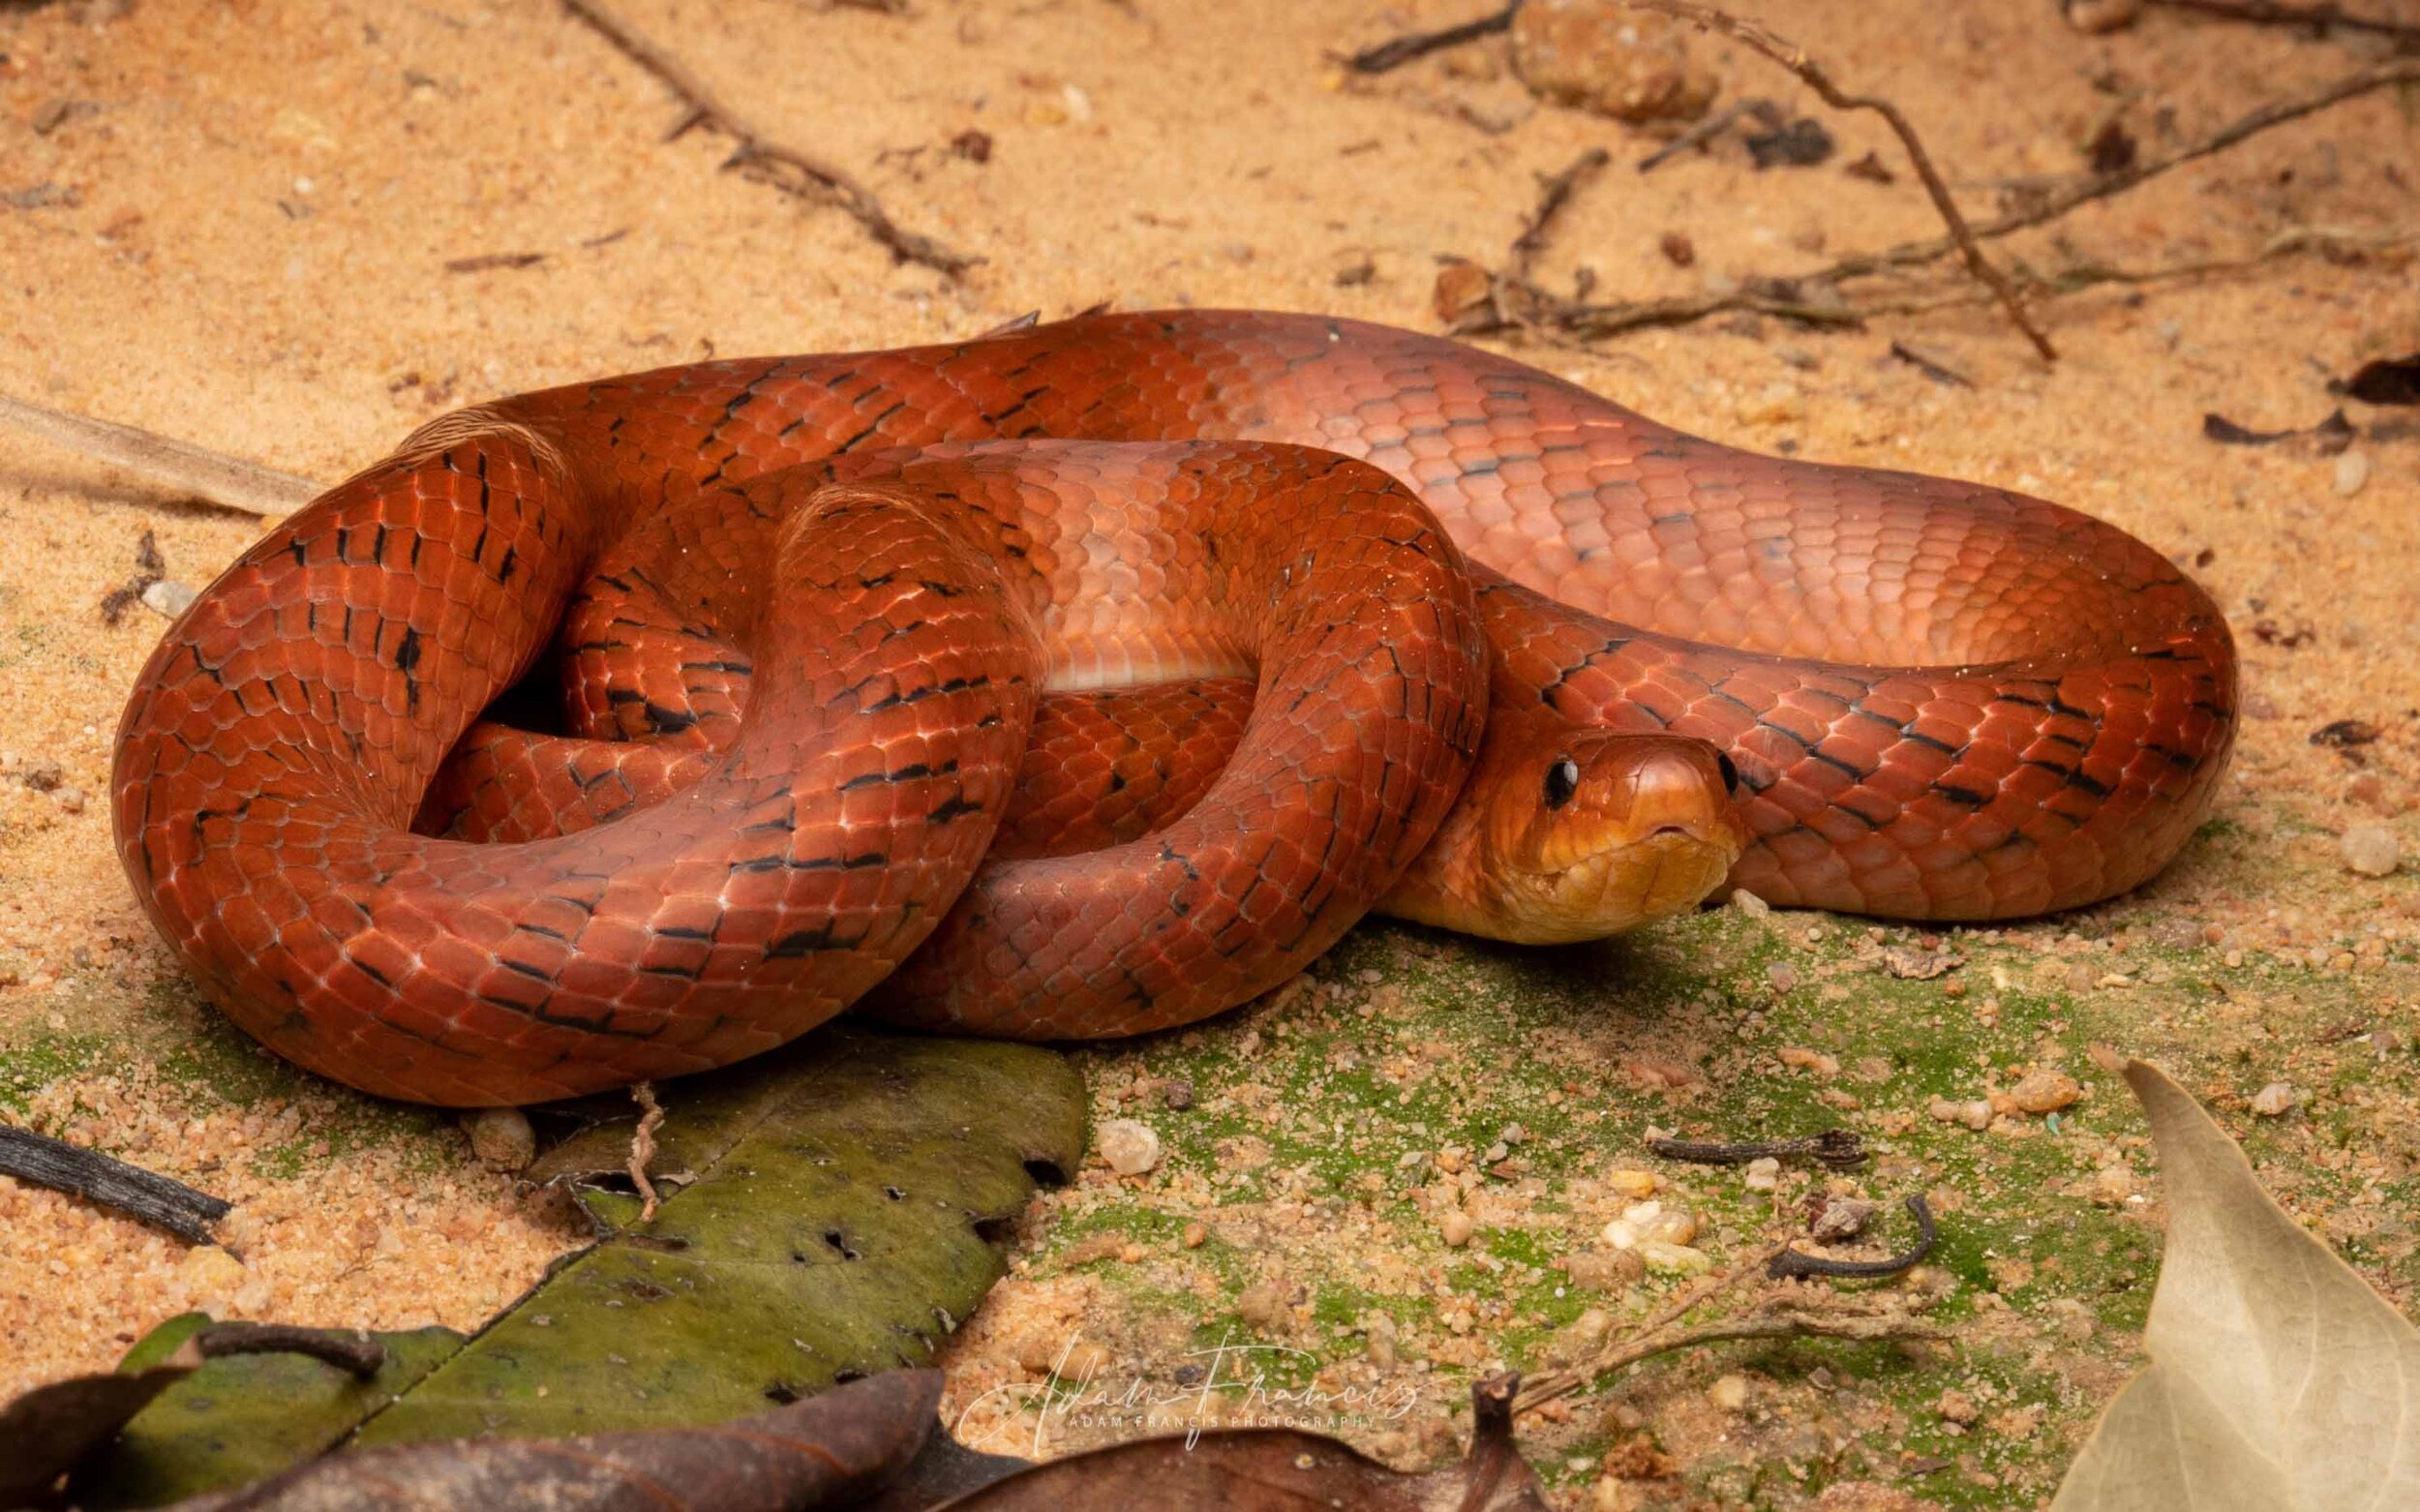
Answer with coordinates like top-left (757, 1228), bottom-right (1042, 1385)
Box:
top-left (111, 312), bottom-right (2236, 1105)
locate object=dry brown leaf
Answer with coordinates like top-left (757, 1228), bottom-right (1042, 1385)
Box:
top-left (2049, 1061), bottom-right (2420, 1510)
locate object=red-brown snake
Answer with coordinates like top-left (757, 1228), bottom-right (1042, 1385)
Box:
top-left (110, 312), bottom-right (2236, 1105)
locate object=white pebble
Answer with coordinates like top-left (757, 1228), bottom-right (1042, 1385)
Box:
top-left (2333, 450), bottom-right (2371, 499)
top-left (2250, 1082), bottom-right (2297, 1117)
top-left (1097, 1118), bottom-right (1162, 1175)
top-left (142, 580), bottom-right (197, 618)
top-left (2341, 824), bottom-right (2402, 878)
top-left (1742, 1156), bottom-right (1781, 1191)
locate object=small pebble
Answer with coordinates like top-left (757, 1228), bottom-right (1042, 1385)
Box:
top-left (1161, 1078), bottom-right (1195, 1111)
top-left (1237, 1283), bottom-right (1288, 1334)
top-left (142, 580), bottom-right (198, 618)
top-left (1636, 1238), bottom-right (1712, 1275)
top-left (1097, 1118), bottom-right (1163, 1176)
top-left (1812, 1197), bottom-right (1876, 1241)
top-left (1767, 961), bottom-right (1800, 993)
top-left (178, 1244), bottom-right (247, 1306)
top-left (1936, 1388), bottom-right (1980, 1425)
top-left (464, 1106), bottom-right (536, 1173)
top-left (1737, 380), bottom-right (1804, 425)
top-left (2010, 1070), bottom-right (2083, 1114)
top-left (1438, 1210), bottom-right (1477, 1247)
top-left (2333, 450), bottom-right (2371, 499)
top-left (1730, 889), bottom-right (1770, 919)
top-left (2250, 1082), bottom-right (2297, 1117)
top-left (2092, 1165), bottom-right (2135, 1205)
top-left (1708, 1374), bottom-right (1749, 1411)
top-left (49, 784), bottom-right (86, 814)
top-left (1182, 1222), bottom-right (1207, 1249)
top-left (1564, 1247), bottom-right (1646, 1292)
top-left (1602, 1167), bottom-right (1660, 1199)
top-left (1059, 1339), bottom-right (1113, 1378)
top-left (1742, 1156), bottom-right (1782, 1192)
top-left (1927, 1095), bottom-right (1994, 1132)
top-left (2341, 825), bottom-right (2402, 878)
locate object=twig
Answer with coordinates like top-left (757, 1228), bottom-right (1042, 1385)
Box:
top-left (1625, 0), bottom-right (2058, 359)
top-left (1833, 59), bottom-right (2420, 282)
top-left (561, 0), bottom-right (973, 277)
top-left (1346, 2), bottom-right (1519, 75)
top-left (0, 392), bottom-right (321, 518)
top-left (1648, 1129), bottom-right (1868, 1169)
top-left (2149, 0), bottom-right (2420, 43)
top-left (628, 1080), bottom-right (666, 1224)
top-left (0, 1125), bottom-right (233, 1247)
top-left (1769, 1194), bottom-right (1936, 1281)
top-left (1636, 98), bottom-right (1774, 172)
top-left (1511, 147), bottom-right (1611, 281)
top-left (195, 1322), bottom-right (385, 1378)
top-left (1516, 1309), bottom-right (1950, 1414)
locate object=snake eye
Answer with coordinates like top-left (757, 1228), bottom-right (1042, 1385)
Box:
top-left (1542, 756), bottom-right (1581, 810)
top-left (1716, 751), bottom-right (1741, 796)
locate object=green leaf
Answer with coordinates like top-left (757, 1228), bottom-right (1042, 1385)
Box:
top-left (67, 1028), bottom-right (1081, 1505)
top-left (74, 1323), bottom-right (464, 1509)
top-left (352, 1027), bottom-right (1083, 1445)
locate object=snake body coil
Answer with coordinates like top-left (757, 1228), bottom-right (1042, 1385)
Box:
top-left (111, 312), bottom-right (2236, 1105)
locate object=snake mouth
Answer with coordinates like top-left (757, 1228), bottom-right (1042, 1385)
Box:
top-left (1497, 830), bottom-right (1743, 946)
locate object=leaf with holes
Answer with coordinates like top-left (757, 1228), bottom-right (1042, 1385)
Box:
top-left (58, 1028), bottom-right (1082, 1504)
top-left (353, 1028), bottom-right (1084, 1446)
top-left (73, 1317), bottom-right (466, 1509)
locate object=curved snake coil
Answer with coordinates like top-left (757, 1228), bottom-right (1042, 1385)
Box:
top-left (111, 312), bottom-right (2237, 1105)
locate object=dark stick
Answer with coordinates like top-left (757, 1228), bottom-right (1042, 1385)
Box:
top-left (2149, 0), bottom-right (2420, 43)
top-left (561, 0), bottom-right (974, 277)
top-left (1648, 1129), bottom-right (1869, 1169)
top-left (1626, 0), bottom-right (2058, 359)
top-left (1636, 99), bottom-right (1768, 172)
top-left (196, 1322), bottom-right (386, 1379)
top-left (1346, 2), bottom-right (1521, 75)
top-left (0, 1126), bottom-right (231, 1246)
top-left (1768, 1194), bottom-right (1936, 1280)
top-left (1510, 147), bottom-right (1611, 279)
top-left (1832, 59), bottom-right (2420, 282)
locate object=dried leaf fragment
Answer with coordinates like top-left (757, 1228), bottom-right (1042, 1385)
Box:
top-left (2049, 1061), bottom-right (2420, 1509)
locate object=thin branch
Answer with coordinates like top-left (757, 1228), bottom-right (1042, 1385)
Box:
top-left (1510, 147), bottom-right (1611, 281)
top-left (0, 393), bottom-right (320, 518)
top-left (1517, 1310), bottom-right (1951, 1415)
top-left (561, 0), bottom-right (973, 277)
top-left (195, 1322), bottom-right (386, 1378)
top-left (1833, 58), bottom-right (2420, 281)
top-left (0, 1126), bottom-right (233, 1247)
top-left (1346, 2), bottom-right (1520, 75)
top-left (1625, 0), bottom-right (2058, 359)
top-left (2149, 0), bottom-right (2420, 43)
top-left (627, 1080), bottom-right (666, 1224)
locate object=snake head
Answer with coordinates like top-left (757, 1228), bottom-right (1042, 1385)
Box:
top-left (1386, 711), bottom-right (1748, 945)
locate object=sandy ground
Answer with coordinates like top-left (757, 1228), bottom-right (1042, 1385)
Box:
top-left (3, 0), bottom-right (2418, 1501)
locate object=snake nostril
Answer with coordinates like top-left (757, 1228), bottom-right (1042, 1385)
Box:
top-left (1716, 751), bottom-right (1741, 797)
